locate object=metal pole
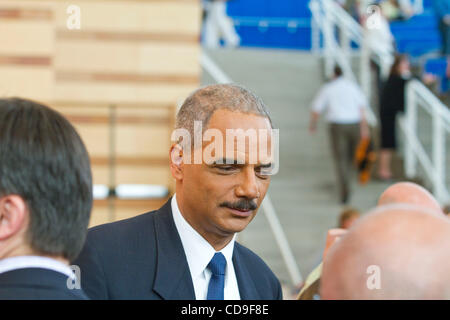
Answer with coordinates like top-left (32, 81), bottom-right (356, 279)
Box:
top-left (311, 5), bottom-right (320, 54)
top-left (432, 107), bottom-right (445, 202)
top-left (360, 30), bottom-right (371, 106)
top-left (108, 104), bottom-right (117, 221)
top-left (405, 83), bottom-right (417, 178)
top-left (262, 195), bottom-right (303, 285)
top-left (323, 0), bottom-right (334, 78)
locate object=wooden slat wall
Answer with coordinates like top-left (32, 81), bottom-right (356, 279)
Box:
top-left (0, 0), bottom-right (200, 227)
top-left (0, 4), bottom-right (54, 100)
top-left (52, 0), bottom-right (200, 104)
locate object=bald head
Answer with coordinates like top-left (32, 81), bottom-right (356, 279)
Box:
top-left (321, 204), bottom-right (450, 299)
top-left (378, 182), bottom-right (442, 215)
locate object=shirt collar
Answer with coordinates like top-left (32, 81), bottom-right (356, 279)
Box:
top-left (171, 194), bottom-right (236, 279)
top-left (0, 255), bottom-right (75, 279)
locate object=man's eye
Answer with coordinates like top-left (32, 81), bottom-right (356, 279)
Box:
top-left (218, 166), bottom-right (236, 171)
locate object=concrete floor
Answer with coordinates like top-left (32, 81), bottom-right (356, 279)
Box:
top-left (201, 48), bottom-right (396, 297)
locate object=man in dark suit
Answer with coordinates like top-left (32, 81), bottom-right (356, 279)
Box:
top-left (0, 98), bottom-right (93, 300)
top-left (74, 84), bottom-right (282, 300)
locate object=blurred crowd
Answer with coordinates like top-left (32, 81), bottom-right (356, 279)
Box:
top-left (336, 0), bottom-right (420, 22)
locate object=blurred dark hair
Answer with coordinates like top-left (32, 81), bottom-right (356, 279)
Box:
top-left (334, 65), bottom-right (343, 78)
top-left (444, 205), bottom-right (450, 216)
top-left (338, 207), bottom-right (360, 229)
top-left (0, 98), bottom-right (92, 261)
top-left (389, 54), bottom-right (408, 78)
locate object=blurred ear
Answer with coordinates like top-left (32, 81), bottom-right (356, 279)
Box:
top-left (169, 143), bottom-right (184, 181)
top-left (0, 195), bottom-right (27, 241)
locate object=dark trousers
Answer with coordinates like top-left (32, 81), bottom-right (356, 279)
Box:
top-left (439, 19), bottom-right (450, 55)
top-left (328, 122), bottom-right (361, 203)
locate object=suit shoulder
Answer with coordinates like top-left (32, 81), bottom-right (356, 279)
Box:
top-left (0, 287), bottom-right (88, 300)
top-left (235, 242), bottom-right (279, 282)
top-left (87, 210), bottom-right (157, 241)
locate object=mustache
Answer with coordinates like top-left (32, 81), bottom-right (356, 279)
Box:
top-left (220, 199), bottom-right (258, 211)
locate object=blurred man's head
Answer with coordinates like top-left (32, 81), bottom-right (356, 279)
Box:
top-left (378, 182), bottom-right (442, 215)
top-left (443, 205), bottom-right (450, 216)
top-left (170, 84), bottom-right (275, 249)
top-left (321, 204), bottom-right (450, 299)
top-left (0, 98), bottom-right (92, 263)
top-left (333, 65), bottom-right (343, 79)
top-left (338, 207), bottom-right (361, 229)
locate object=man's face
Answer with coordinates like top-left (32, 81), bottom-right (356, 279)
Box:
top-left (176, 109), bottom-right (274, 241)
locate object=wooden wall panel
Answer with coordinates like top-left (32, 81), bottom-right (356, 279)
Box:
top-left (89, 205), bottom-right (111, 228)
top-left (0, 3), bottom-right (54, 101)
top-left (90, 197), bottom-right (169, 227)
top-left (0, 22), bottom-right (53, 55)
top-left (55, 41), bottom-right (200, 75)
top-left (1, 0), bottom-right (199, 225)
top-left (53, 1), bottom-right (201, 35)
top-left (115, 166), bottom-right (171, 185)
top-left (0, 67), bottom-right (53, 100)
top-left (53, 82), bottom-right (196, 104)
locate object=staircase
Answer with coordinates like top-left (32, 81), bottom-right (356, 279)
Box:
top-left (201, 48), bottom-right (394, 288)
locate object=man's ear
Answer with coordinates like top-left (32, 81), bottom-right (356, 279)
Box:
top-left (0, 195), bottom-right (27, 241)
top-left (169, 143), bottom-right (184, 181)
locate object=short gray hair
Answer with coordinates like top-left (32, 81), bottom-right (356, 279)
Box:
top-left (175, 83), bottom-right (272, 148)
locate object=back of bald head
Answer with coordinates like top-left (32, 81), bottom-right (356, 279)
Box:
top-left (321, 204), bottom-right (450, 299)
top-left (378, 182), bottom-right (442, 215)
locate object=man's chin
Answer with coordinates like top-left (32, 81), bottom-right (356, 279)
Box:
top-left (224, 214), bottom-right (256, 233)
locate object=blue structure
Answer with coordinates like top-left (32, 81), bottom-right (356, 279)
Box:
top-left (390, 0), bottom-right (441, 58)
top-left (226, 0), bottom-right (443, 56)
top-left (226, 0), bottom-right (312, 50)
top-left (424, 58), bottom-right (449, 92)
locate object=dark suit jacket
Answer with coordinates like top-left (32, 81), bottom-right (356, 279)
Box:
top-left (0, 268), bottom-right (88, 300)
top-left (73, 198), bottom-right (283, 300)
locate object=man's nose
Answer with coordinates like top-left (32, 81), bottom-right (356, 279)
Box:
top-left (235, 167), bottom-right (260, 199)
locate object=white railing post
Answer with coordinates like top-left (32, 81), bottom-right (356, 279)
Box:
top-left (311, 7), bottom-right (320, 54)
top-left (432, 107), bottom-right (446, 202)
top-left (405, 82), bottom-right (417, 178)
top-left (323, 0), bottom-right (334, 78)
top-left (340, 21), bottom-right (351, 59)
top-left (360, 29), bottom-right (371, 104)
top-left (262, 196), bottom-right (303, 285)
top-left (413, 0), bottom-right (424, 14)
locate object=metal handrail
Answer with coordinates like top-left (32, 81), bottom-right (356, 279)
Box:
top-left (310, 0), bottom-right (450, 203)
top-left (403, 79), bottom-right (450, 203)
top-left (309, 0), bottom-right (378, 126)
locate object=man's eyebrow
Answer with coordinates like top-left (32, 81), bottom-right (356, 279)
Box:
top-left (210, 159), bottom-right (273, 166)
top-left (211, 158), bottom-right (241, 165)
top-left (258, 162), bottom-right (273, 168)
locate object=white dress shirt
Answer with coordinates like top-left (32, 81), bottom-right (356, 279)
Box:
top-left (0, 255), bottom-right (75, 280)
top-left (171, 194), bottom-right (241, 300)
top-left (311, 76), bottom-right (368, 124)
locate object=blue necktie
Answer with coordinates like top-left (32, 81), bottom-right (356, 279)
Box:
top-left (206, 252), bottom-right (227, 300)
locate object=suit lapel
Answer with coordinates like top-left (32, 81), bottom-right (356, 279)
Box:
top-left (233, 244), bottom-right (260, 300)
top-left (152, 198), bottom-right (196, 300)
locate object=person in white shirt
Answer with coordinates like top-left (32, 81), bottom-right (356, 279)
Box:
top-left (0, 98), bottom-right (92, 300)
top-left (309, 65), bottom-right (370, 204)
